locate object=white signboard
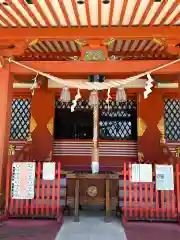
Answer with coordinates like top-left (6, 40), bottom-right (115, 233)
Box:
top-left (11, 162), bottom-right (36, 199)
top-left (131, 164), bottom-right (152, 183)
top-left (43, 162), bottom-right (55, 180)
top-left (131, 164), bottom-right (140, 182)
top-left (156, 165), bottom-right (174, 190)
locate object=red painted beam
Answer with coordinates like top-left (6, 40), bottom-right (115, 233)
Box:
top-left (10, 60), bottom-right (180, 75)
top-left (0, 26), bottom-right (179, 40)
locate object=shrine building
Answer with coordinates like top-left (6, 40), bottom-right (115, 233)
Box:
top-left (0, 0), bottom-right (180, 224)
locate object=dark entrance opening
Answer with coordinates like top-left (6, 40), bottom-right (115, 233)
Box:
top-left (54, 100), bottom-right (93, 139)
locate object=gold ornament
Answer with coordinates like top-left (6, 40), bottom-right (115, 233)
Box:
top-left (8, 145), bottom-right (15, 156)
top-left (104, 38), bottom-right (115, 46)
top-left (157, 117), bottom-right (165, 135)
top-left (160, 134), bottom-right (166, 144)
top-left (152, 37), bottom-right (166, 46)
top-left (87, 186), bottom-right (98, 198)
top-left (137, 117), bottom-right (147, 137)
top-left (26, 133), bottom-right (32, 141)
top-left (74, 39), bottom-right (86, 46)
top-left (47, 117), bottom-right (54, 135)
top-left (28, 39), bottom-right (39, 46)
top-left (138, 152), bottom-right (144, 163)
top-left (30, 116), bottom-right (37, 133)
top-left (176, 147), bottom-right (180, 158)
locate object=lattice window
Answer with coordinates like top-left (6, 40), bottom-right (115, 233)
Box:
top-left (56, 100), bottom-right (91, 110)
top-left (164, 99), bottom-right (180, 140)
top-left (55, 100), bottom-right (137, 140)
top-left (99, 100), bottom-right (137, 140)
top-left (10, 99), bottom-right (31, 140)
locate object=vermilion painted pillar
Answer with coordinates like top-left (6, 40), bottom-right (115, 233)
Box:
top-left (30, 87), bottom-right (55, 161)
top-left (0, 64), bottom-right (13, 198)
top-left (137, 89), bottom-right (165, 163)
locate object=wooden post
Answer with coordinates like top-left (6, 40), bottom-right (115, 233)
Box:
top-left (91, 100), bottom-right (99, 173)
top-left (137, 90), bottom-right (165, 163)
top-left (105, 179), bottom-right (111, 222)
top-left (4, 147), bottom-right (15, 219)
top-left (0, 63), bottom-right (13, 207)
top-left (74, 179), bottom-right (80, 222)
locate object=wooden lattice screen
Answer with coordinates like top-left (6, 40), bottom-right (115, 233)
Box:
top-left (10, 99), bottom-right (31, 140)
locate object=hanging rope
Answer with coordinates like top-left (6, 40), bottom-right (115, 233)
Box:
top-left (9, 58), bottom-right (180, 90)
top-left (71, 88), bottom-right (81, 112)
top-left (30, 72), bottom-right (38, 96)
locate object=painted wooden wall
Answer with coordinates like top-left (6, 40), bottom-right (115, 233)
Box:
top-left (30, 88), bottom-right (55, 161)
top-left (10, 87), bottom-right (180, 170)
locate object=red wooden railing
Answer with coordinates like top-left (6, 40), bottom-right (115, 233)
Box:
top-left (121, 163), bottom-right (180, 223)
top-left (5, 139), bottom-right (180, 224)
top-left (5, 142), bottom-right (63, 221)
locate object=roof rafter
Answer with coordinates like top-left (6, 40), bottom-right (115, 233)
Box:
top-left (129, 0), bottom-right (141, 26)
top-left (112, 40), bottom-right (118, 53)
top-left (6, 0), bottom-right (31, 27)
top-left (119, 0), bottom-right (128, 26)
top-left (98, 0), bottom-right (101, 27)
top-left (149, 0), bottom-right (168, 26)
top-left (45, 0), bottom-right (61, 27)
top-left (71, 0), bottom-right (81, 27)
top-left (131, 40), bottom-right (143, 59)
top-left (139, 0), bottom-right (154, 26)
top-left (0, 12), bottom-right (11, 26)
top-left (139, 41), bottom-right (152, 56)
top-left (33, 0), bottom-right (52, 27)
top-left (155, 46), bottom-right (165, 58)
top-left (0, 4), bottom-right (21, 27)
top-left (170, 12), bottom-right (180, 25)
top-left (159, 1), bottom-right (179, 25)
top-left (123, 40), bottom-right (134, 57)
top-left (18, 0), bottom-right (42, 27)
top-left (59, 0), bottom-right (71, 27)
top-left (85, 0), bottom-right (91, 27)
top-left (0, 26), bottom-right (179, 40)
top-left (108, 0), bottom-right (115, 27)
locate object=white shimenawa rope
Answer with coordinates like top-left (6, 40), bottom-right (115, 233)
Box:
top-left (71, 88), bottom-right (81, 112)
top-left (9, 58), bottom-right (180, 90)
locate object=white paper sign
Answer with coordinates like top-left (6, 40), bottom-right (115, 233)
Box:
top-left (131, 164), bottom-right (140, 182)
top-left (11, 162), bottom-right (35, 199)
top-left (140, 164), bottom-right (153, 182)
top-left (131, 164), bottom-right (152, 183)
top-left (43, 162), bottom-right (55, 180)
top-left (156, 165), bottom-right (174, 190)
